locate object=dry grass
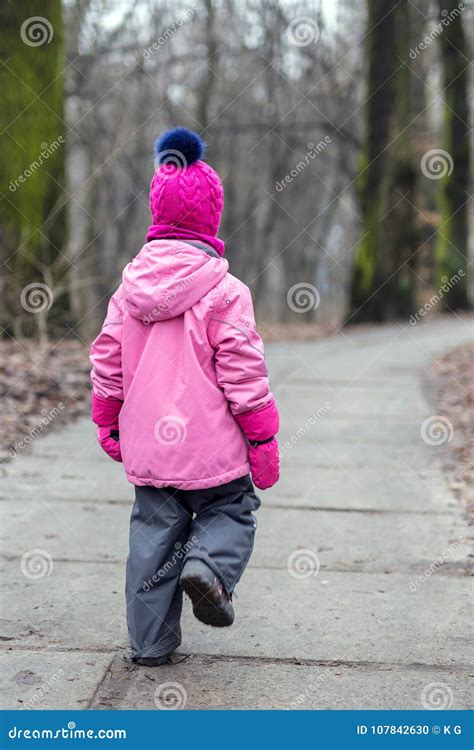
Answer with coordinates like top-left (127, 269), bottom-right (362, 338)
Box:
top-left (0, 338), bottom-right (90, 461)
top-left (426, 341), bottom-right (474, 518)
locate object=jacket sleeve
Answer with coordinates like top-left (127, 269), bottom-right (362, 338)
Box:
top-left (207, 278), bottom-right (279, 441)
top-left (89, 286), bottom-right (124, 403)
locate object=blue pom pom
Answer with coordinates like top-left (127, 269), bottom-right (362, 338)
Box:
top-left (154, 128), bottom-right (205, 166)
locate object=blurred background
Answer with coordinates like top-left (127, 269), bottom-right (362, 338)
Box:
top-left (0, 0), bottom-right (472, 341)
top-left (2, 1), bottom-right (473, 710)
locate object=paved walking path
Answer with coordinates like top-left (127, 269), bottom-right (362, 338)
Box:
top-left (1, 318), bottom-right (472, 710)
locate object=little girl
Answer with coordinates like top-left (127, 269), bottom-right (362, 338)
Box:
top-left (89, 128), bottom-right (280, 666)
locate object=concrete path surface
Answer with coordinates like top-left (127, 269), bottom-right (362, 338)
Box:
top-left (1, 318), bottom-right (473, 710)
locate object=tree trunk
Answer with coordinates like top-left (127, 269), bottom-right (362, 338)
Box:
top-left (350, 0), bottom-right (417, 321)
top-left (434, 0), bottom-right (469, 309)
top-left (0, 0), bottom-right (66, 330)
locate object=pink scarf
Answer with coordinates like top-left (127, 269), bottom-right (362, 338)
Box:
top-left (146, 224), bottom-right (225, 257)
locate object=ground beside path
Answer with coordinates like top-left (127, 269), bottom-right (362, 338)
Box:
top-left (1, 318), bottom-right (472, 710)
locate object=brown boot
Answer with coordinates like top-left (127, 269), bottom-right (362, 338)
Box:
top-left (180, 559), bottom-right (234, 627)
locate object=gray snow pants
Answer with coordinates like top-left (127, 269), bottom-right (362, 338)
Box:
top-left (125, 474), bottom-right (260, 659)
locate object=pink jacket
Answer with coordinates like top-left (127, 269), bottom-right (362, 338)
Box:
top-left (90, 239), bottom-right (278, 490)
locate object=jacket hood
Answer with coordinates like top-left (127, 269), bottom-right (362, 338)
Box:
top-left (122, 240), bottom-right (228, 324)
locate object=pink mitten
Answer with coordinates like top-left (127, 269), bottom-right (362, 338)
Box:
top-left (96, 424), bottom-right (122, 462)
top-left (248, 438), bottom-right (280, 490)
top-left (92, 392), bottom-right (123, 463)
top-left (234, 399), bottom-right (280, 490)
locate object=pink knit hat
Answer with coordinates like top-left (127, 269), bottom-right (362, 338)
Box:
top-left (149, 128), bottom-right (224, 237)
